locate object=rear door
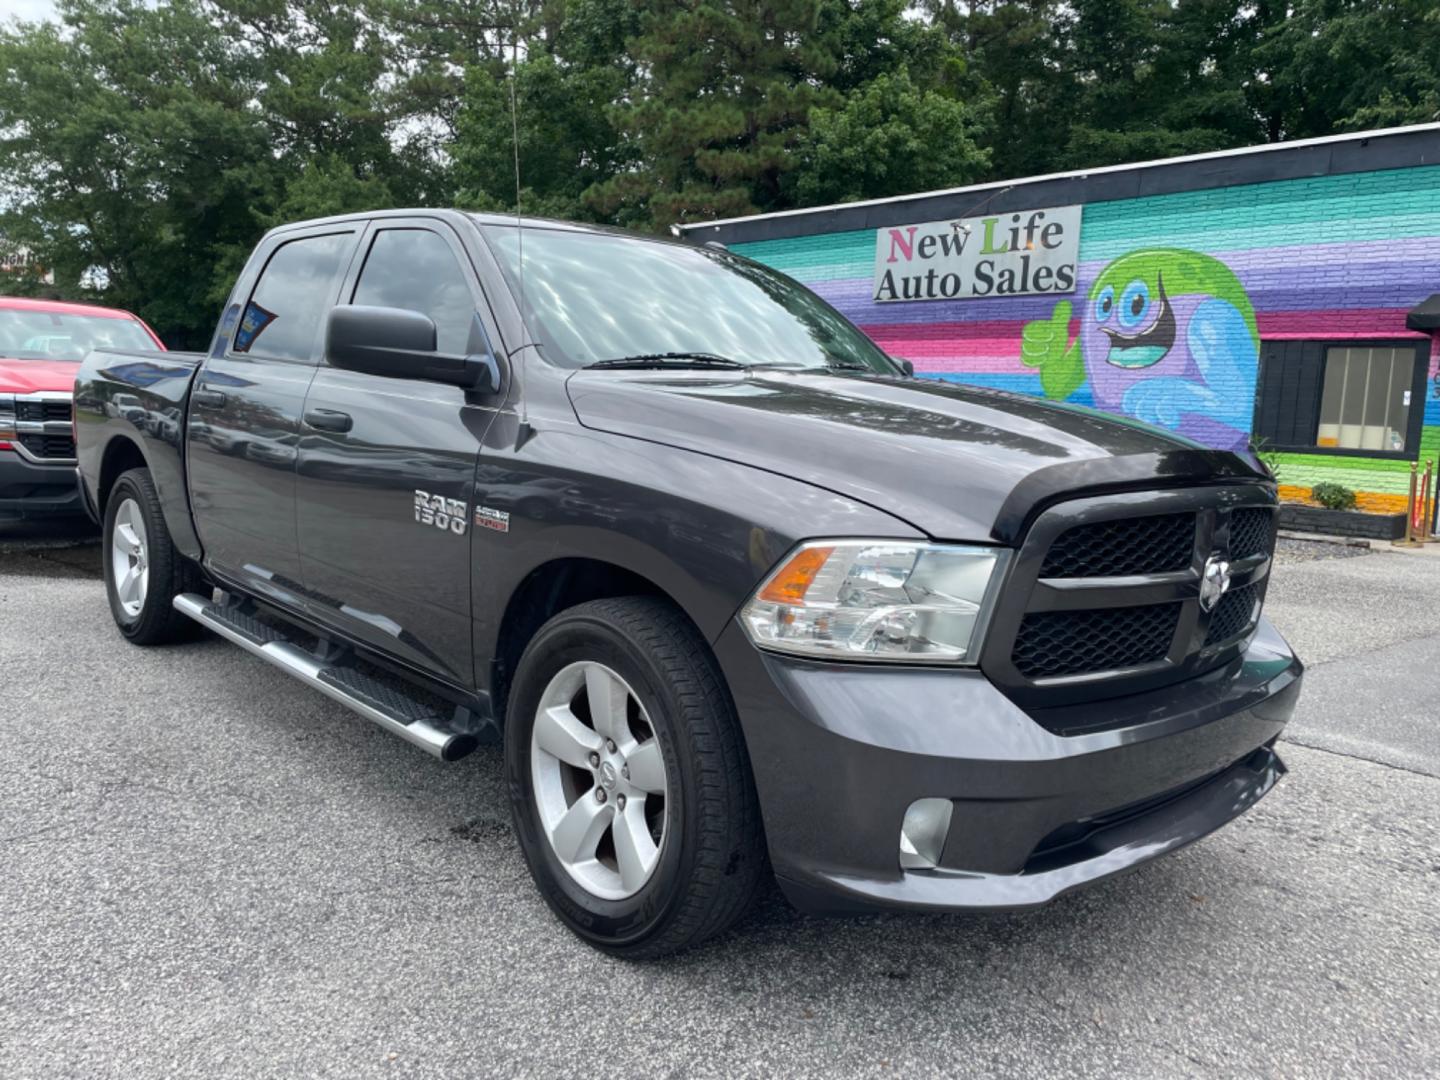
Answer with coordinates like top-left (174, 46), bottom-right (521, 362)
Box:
top-left (187, 227), bottom-right (359, 602)
top-left (294, 218), bottom-right (502, 687)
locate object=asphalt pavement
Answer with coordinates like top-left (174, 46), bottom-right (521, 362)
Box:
top-left (1, 527), bottom-right (1437, 1078)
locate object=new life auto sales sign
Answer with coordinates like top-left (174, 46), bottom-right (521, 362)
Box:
top-left (872, 205), bottom-right (1082, 302)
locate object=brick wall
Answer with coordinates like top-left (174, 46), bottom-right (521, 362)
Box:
top-left (733, 165), bottom-right (1440, 508)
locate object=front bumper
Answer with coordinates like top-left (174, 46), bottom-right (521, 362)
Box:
top-left (0, 451), bottom-right (85, 520)
top-left (714, 616), bottom-right (1302, 915)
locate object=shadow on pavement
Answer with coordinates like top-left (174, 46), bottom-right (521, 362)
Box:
top-left (0, 518), bottom-right (102, 578)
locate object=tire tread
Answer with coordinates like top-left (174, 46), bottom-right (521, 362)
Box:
top-left (106, 467), bottom-right (203, 645)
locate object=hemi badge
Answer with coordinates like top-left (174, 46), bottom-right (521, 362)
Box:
top-left (475, 506), bottom-right (511, 533)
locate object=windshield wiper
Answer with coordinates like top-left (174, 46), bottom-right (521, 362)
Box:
top-left (584, 352), bottom-right (747, 370)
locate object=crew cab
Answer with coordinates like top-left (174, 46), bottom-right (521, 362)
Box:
top-left (74, 210), bottom-right (1302, 957)
top-left (0, 297), bottom-right (161, 522)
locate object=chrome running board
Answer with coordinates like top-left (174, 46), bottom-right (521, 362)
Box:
top-left (173, 592), bottom-right (478, 762)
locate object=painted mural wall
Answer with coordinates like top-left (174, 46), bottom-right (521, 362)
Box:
top-left (732, 165), bottom-right (1440, 513)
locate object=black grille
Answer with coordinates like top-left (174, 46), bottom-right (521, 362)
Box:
top-left (1228, 508), bottom-right (1275, 560)
top-left (18, 433), bottom-right (76, 459)
top-left (1012, 602), bottom-right (1181, 679)
top-left (1040, 513), bottom-right (1195, 578)
top-left (15, 399), bottom-right (71, 423)
top-left (1205, 582), bottom-right (1259, 645)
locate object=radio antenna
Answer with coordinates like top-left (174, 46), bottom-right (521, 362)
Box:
top-left (508, 27), bottom-right (528, 429)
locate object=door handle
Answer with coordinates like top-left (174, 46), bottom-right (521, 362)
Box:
top-left (192, 387), bottom-right (227, 409)
top-left (304, 408), bottom-right (353, 433)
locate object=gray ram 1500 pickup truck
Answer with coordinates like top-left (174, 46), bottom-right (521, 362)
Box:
top-left (74, 210), bottom-right (1302, 957)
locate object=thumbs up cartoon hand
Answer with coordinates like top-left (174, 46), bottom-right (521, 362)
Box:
top-left (1020, 301), bottom-right (1085, 401)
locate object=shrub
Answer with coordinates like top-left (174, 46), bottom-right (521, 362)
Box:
top-left (1309, 481), bottom-right (1357, 511)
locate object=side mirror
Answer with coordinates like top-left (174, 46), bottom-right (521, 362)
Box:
top-left (325, 306), bottom-right (500, 393)
top-left (895, 357), bottom-right (915, 376)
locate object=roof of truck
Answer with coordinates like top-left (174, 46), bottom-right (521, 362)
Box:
top-left (263, 207), bottom-right (669, 245)
top-left (0, 295), bottom-right (146, 320)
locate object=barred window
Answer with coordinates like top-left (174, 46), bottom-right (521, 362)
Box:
top-left (1253, 339), bottom-right (1428, 459)
top-left (1316, 346), bottom-right (1417, 453)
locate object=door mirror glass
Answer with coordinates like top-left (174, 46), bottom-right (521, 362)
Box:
top-left (325, 305), bottom-right (499, 392)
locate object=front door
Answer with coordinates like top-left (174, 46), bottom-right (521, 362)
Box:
top-left (187, 228), bottom-right (359, 602)
top-left (294, 219), bottom-right (503, 687)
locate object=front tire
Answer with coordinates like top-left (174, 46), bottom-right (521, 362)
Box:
top-left (506, 597), bottom-right (766, 959)
top-left (103, 467), bottom-right (201, 645)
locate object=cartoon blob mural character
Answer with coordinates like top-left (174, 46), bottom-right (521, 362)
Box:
top-left (1020, 248), bottom-right (1259, 450)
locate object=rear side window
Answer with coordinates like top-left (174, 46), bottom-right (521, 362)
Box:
top-left (351, 229), bottom-right (475, 355)
top-left (234, 232), bottom-right (352, 362)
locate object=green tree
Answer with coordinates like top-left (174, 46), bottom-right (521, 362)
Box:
top-left (817, 0), bottom-right (963, 96)
top-left (924, 1), bottom-right (1069, 179)
top-left (588, 1), bottom-right (844, 230)
top-left (452, 54), bottom-right (632, 221)
top-left (0, 0), bottom-right (276, 344)
top-left (790, 67), bottom-right (989, 205)
top-left (1253, 0), bottom-right (1440, 139)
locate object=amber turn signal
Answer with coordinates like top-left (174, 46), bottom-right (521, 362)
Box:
top-left (757, 545), bottom-right (836, 604)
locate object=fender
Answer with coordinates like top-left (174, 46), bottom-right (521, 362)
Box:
top-left (468, 420), bottom-right (924, 694)
top-left (74, 349), bottom-right (205, 560)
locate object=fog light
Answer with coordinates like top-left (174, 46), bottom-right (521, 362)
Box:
top-left (899, 798), bottom-right (953, 870)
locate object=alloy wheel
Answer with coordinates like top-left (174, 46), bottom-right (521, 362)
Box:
top-left (530, 660), bottom-right (669, 900)
top-left (110, 497), bottom-right (150, 619)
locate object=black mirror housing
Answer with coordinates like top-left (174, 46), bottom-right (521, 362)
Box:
top-left (328, 305), bottom-right (436, 372)
top-left (326, 305), bottom-right (501, 393)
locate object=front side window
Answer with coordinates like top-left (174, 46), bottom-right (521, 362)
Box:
top-left (1316, 345), bottom-right (1418, 452)
top-left (234, 232), bottom-right (352, 362)
top-left (481, 224), bottom-right (898, 374)
top-left (0, 309), bottom-right (154, 361)
top-left (351, 229), bottom-right (476, 355)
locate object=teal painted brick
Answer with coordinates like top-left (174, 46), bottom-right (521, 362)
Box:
top-left (732, 231), bottom-right (872, 278)
top-left (735, 165), bottom-right (1440, 279)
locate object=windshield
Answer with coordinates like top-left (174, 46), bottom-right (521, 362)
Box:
top-left (0, 307), bottom-right (155, 361)
top-left (481, 225), bottom-right (898, 373)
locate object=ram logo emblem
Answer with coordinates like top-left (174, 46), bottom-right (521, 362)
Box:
top-left (414, 490), bottom-right (468, 536)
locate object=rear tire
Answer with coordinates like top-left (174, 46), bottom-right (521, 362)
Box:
top-left (506, 596), bottom-right (766, 959)
top-left (103, 467), bottom-right (202, 645)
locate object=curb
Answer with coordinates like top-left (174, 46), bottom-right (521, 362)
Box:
top-left (1276, 530), bottom-right (1371, 549)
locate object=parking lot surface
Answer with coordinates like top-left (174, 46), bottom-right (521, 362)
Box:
top-left (2, 528), bottom-right (1437, 1078)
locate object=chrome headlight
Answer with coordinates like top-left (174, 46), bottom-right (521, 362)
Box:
top-left (740, 540), bottom-right (1009, 664)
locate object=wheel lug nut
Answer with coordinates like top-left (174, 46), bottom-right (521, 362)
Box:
top-left (594, 788), bottom-right (607, 804)
top-left (621, 765), bottom-right (629, 780)
top-left (605, 739), bottom-right (617, 754)
top-left (617, 794), bottom-right (626, 810)
top-left (588, 751), bottom-right (601, 767)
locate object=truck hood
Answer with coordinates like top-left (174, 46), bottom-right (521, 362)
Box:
top-left (565, 369), bottom-right (1270, 542)
top-left (0, 357), bottom-right (81, 395)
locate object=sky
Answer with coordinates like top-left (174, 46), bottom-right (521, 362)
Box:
top-left (1, 0), bottom-right (59, 23)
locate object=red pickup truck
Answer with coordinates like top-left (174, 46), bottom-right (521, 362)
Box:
top-left (0, 296), bottom-right (163, 522)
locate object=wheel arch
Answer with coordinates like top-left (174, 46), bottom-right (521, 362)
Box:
top-left (96, 435), bottom-right (147, 517)
top-left (90, 428), bottom-right (203, 562)
top-left (489, 555), bottom-right (711, 727)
